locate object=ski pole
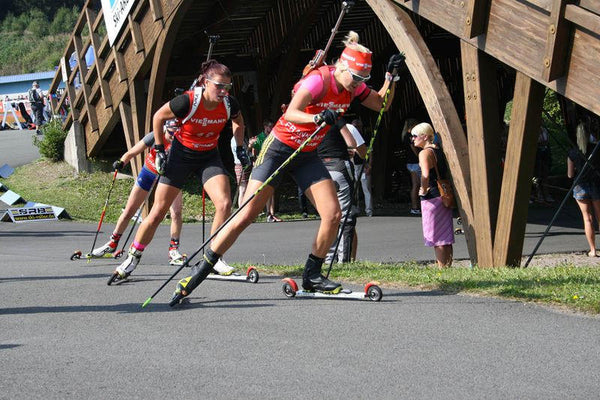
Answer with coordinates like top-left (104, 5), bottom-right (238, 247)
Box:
top-left (326, 85), bottom-right (393, 277)
top-left (523, 139), bottom-right (600, 267)
top-left (142, 121), bottom-right (331, 307)
top-left (114, 177), bottom-right (159, 258)
top-left (88, 169), bottom-right (119, 258)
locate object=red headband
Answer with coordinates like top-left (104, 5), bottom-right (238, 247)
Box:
top-left (340, 47), bottom-right (372, 72)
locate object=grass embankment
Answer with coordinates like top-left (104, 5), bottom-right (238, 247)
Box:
top-left (3, 160), bottom-right (600, 315)
top-left (252, 262), bottom-right (600, 314)
top-left (0, 160), bottom-right (215, 223)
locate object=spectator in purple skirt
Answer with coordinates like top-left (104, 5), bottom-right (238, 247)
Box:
top-left (413, 122), bottom-right (454, 267)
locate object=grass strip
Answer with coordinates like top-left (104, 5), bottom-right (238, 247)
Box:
top-left (247, 261), bottom-right (600, 314)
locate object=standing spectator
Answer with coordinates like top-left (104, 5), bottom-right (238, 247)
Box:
top-left (351, 119), bottom-right (373, 216)
top-left (231, 133), bottom-right (251, 208)
top-left (567, 120), bottom-right (600, 257)
top-left (413, 122), bottom-right (454, 267)
top-left (249, 119), bottom-right (281, 222)
top-left (318, 118), bottom-right (367, 263)
top-left (533, 126), bottom-right (554, 203)
top-left (402, 118), bottom-right (420, 214)
top-left (28, 81), bottom-right (44, 129)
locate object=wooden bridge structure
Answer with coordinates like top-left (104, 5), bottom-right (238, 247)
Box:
top-left (49, 0), bottom-right (600, 267)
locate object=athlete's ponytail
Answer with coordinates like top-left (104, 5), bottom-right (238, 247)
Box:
top-left (197, 59), bottom-right (232, 87)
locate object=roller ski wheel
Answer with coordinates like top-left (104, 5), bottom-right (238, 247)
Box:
top-left (246, 266), bottom-right (259, 283)
top-left (107, 271), bottom-right (129, 286)
top-left (365, 282), bottom-right (383, 302)
top-left (113, 249), bottom-right (124, 259)
top-left (282, 278), bottom-right (298, 298)
top-left (70, 250), bottom-right (82, 260)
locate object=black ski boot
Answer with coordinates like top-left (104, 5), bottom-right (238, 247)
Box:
top-left (302, 253), bottom-right (342, 294)
top-left (169, 248), bottom-right (221, 306)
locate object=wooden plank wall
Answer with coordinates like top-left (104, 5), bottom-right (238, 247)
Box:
top-left (393, 0), bottom-right (600, 117)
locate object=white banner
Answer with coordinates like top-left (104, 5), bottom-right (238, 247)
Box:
top-left (101, 0), bottom-right (138, 46)
top-left (7, 206), bottom-right (57, 223)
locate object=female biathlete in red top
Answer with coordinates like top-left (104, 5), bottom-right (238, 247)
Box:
top-left (111, 60), bottom-right (249, 283)
top-left (170, 32), bottom-right (403, 305)
top-left (92, 120), bottom-right (187, 265)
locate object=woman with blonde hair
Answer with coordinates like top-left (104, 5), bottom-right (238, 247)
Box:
top-left (412, 122), bottom-right (454, 267)
top-left (169, 31), bottom-right (405, 305)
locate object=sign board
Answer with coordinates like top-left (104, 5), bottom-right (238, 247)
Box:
top-left (101, 0), bottom-right (138, 46)
top-left (7, 206), bottom-right (57, 223)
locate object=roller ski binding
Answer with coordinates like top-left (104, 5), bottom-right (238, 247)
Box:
top-left (107, 247), bottom-right (142, 285)
top-left (168, 248), bottom-right (187, 266)
top-left (283, 279), bottom-right (383, 301)
top-left (169, 276), bottom-right (192, 306)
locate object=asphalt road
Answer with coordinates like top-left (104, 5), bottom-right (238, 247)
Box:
top-left (1, 219), bottom-right (599, 399)
top-left (0, 129), bottom-right (39, 168)
top-left (2, 128), bottom-right (599, 399)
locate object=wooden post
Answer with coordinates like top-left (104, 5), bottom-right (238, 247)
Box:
top-left (461, 41), bottom-right (503, 267)
top-left (493, 72), bottom-right (544, 267)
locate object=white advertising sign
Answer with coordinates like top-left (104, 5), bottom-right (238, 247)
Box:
top-left (7, 206), bottom-right (57, 223)
top-left (101, 0), bottom-right (138, 46)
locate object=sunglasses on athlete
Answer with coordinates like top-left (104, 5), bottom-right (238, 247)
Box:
top-left (347, 69), bottom-right (370, 83)
top-left (206, 78), bottom-right (233, 91)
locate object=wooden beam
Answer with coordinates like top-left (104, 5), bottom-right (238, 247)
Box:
top-left (128, 15), bottom-right (146, 54)
top-left (112, 47), bottom-right (128, 82)
top-left (578, 0), bottom-right (600, 15)
top-left (149, 0), bottom-right (164, 22)
top-left (493, 72), bottom-right (544, 267)
top-left (72, 35), bottom-right (99, 135)
top-left (461, 41), bottom-right (503, 267)
top-left (59, 57), bottom-right (79, 121)
top-left (565, 3), bottom-right (600, 32)
top-left (464, 0), bottom-right (490, 38)
top-left (118, 101), bottom-right (142, 179)
top-left (542, 0), bottom-right (571, 82)
top-left (368, 0), bottom-right (476, 261)
top-left (85, 8), bottom-right (113, 109)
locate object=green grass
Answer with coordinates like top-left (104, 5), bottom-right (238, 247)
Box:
top-left (0, 159), bottom-right (309, 223)
top-left (245, 261), bottom-right (600, 314)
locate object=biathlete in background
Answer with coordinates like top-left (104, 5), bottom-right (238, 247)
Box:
top-left (111, 60), bottom-right (249, 283)
top-left (170, 31), bottom-right (403, 305)
top-left (92, 120), bottom-right (186, 266)
top-left (317, 118), bottom-right (367, 264)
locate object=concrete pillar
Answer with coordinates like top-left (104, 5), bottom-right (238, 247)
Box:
top-left (63, 120), bottom-right (90, 173)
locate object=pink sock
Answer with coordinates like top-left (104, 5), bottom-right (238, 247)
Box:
top-left (132, 241), bottom-right (146, 251)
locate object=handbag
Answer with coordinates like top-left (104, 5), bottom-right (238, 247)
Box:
top-left (431, 149), bottom-right (456, 208)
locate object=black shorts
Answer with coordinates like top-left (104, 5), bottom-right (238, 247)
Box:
top-left (250, 135), bottom-right (330, 192)
top-left (159, 138), bottom-right (228, 189)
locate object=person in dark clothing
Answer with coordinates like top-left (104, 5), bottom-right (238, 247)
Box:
top-left (318, 118), bottom-right (367, 263)
top-left (28, 81), bottom-right (45, 128)
top-left (402, 118), bottom-right (420, 214)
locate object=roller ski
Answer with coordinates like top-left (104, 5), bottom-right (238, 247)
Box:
top-left (71, 235), bottom-right (124, 261)
top-left (206, 259), bottom-right (260, 283)
top-left (168, 248), bottom-right (187, 266)
top-left (107, 247), bottom-right (142, 285)
top-left (282, 278), bottom-right (382, 301)
top-left (281, 253), bottom-right (382, 301)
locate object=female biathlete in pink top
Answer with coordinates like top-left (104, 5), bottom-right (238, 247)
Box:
top-left (111, 60), bottom-right (248, 283)
top-left (91, 120), bottom-right (187, 265)
top-left (170, 31), bottom-right (403, 305)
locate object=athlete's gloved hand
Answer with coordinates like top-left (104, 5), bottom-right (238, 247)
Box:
top-left (236, 146), bottom-right (251, 169)
top-left (154, 144), bottom-right (167, 175)
top-left (112, 159), bottom-right (124, 171)
top-left (386, 53), bottom-right (405, 81)
top-left (313, 109), bottom-right (339, 126)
